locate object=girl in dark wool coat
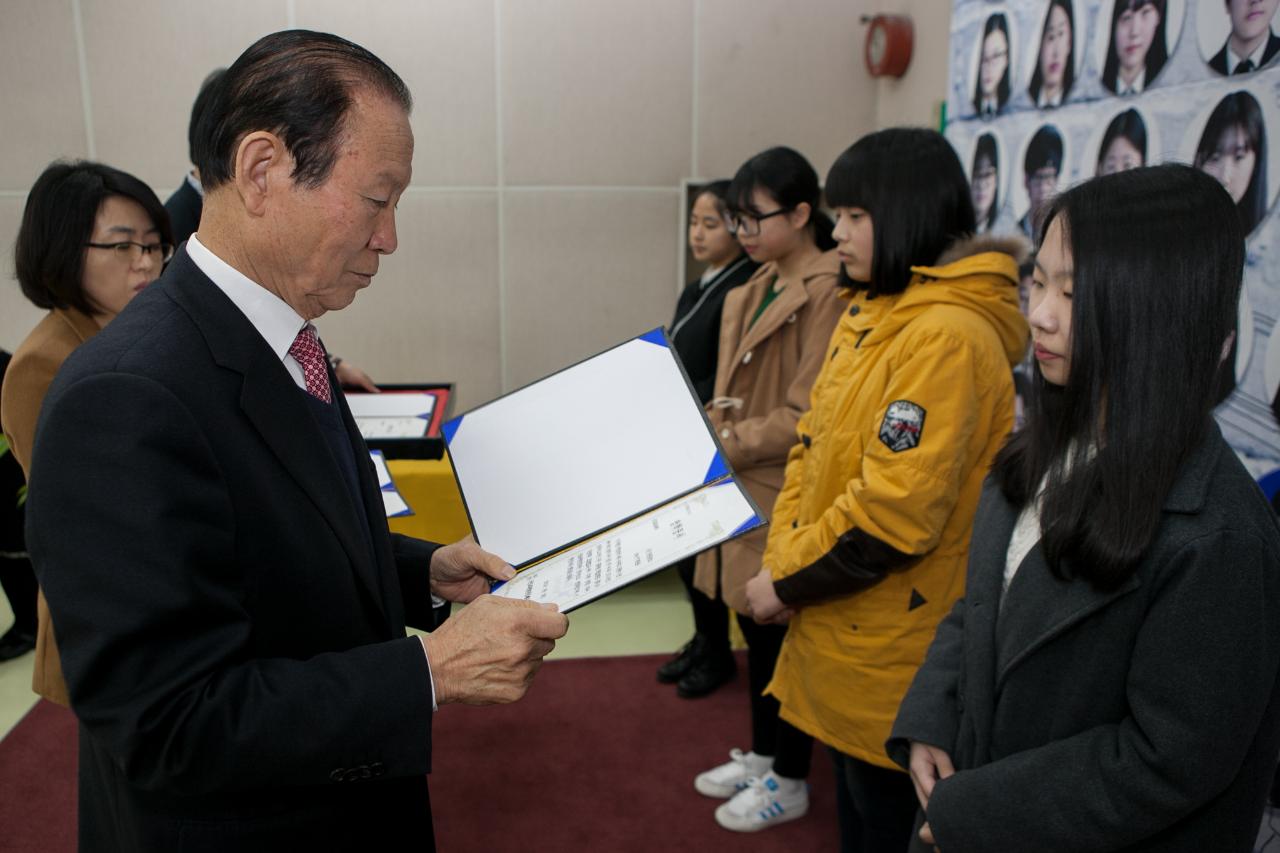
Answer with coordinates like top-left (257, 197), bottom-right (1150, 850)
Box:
top-left (890, 164), bottom-right (1280, 853)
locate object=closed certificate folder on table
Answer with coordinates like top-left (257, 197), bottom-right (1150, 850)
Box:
top-left (442, 328), bottom-right (766, 612)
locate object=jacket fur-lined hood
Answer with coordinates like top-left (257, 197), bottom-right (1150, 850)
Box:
top-left (933, 233), bottom-right (1032, 268)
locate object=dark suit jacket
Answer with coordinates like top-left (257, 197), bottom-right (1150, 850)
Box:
top-left (1209, 31), bottom-right (1280, 74)
top-left (164, 177), bottom-right (203, 246)
top-left (670, 254), bottom-right (758, 404)
top-left (888, 424), bottom-right (1280, 852)
top-left (26, 248), bottom-right (442, 852)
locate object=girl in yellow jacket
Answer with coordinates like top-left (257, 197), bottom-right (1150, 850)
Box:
top-left (744, 128), bottom-right (1029, 852)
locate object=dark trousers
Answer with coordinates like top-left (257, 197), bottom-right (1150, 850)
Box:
top-left (736, 613), bottom-right (812, 779)
top-left (674, 554), bottom-right (730, 657)
top-left (0, 554), bottom-right (37, 634)
top-left (829, 749), bottom-right (918, 853)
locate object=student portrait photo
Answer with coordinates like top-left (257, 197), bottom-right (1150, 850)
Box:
top-left (1028, 0), bottom-right (1077, 109)
top-left (1096, 108), bottom-right (1149, 176)
top-left (970, 132), bottom-right (1003, 233)
top-left (1100, 0), bottom-right (1178, 94)
top-left (1200, 0), bottom-right (1280, 75)
top-left (1194, 90), bottom-right (1270, 234)
top-left (972, 11), bottom-right (1013, 118)
top-left (1017, 124), bottom-right (1066, 240)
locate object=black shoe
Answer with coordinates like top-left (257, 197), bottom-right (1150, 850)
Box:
top-left (676, 652), bottom-right (736, 698)
top-left (0, 627), bottom-right (35, 662)
top-left (657, 634), bottom-right (706, 684)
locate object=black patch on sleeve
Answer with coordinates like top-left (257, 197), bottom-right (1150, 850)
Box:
top-left (879, 400), bottom-right (926, 453)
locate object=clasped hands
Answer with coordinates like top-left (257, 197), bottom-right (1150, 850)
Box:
top-left (422, 536), bottom-right (569, 706)
top-left (743, 567), bottom-right (795, 624)
top-left (909, 740), bottom-right (955, 852)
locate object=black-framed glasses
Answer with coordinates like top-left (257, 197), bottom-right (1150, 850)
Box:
top-left (86, 241), bottom-right (174, 264)
top-left (729, 207), bottom-right (793, 238)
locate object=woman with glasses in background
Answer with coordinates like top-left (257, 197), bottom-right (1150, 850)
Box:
top-left (689, 146), bottom-right (844, 833)
top-left (1, 159), bottom-right (172, 708)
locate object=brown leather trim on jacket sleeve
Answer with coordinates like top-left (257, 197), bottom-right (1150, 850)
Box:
top-left (774, 528), bottom-right (919, 606)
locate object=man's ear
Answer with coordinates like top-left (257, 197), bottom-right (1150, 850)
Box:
top-left (234, 131), bottom-right (289, 217)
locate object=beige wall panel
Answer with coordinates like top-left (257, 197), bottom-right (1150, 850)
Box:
top-left (295, 0), bottom-right (497, 186)
top-left (80, 0), bottom-right (288, 191)
top-left (874, 0), bottom-right (951, 130)
top-left (501, 0), bottom-right (694, 186)
top-left (0, 196), bottom-right (48, 353)
top-left (314, 191), bottom-right (501, 413)
top-left (503, 190), bottom-right (680, 390)
top-left (0, 0), bottom-right (89, 190)
top-left (695, 0), bottom-right (876, 183)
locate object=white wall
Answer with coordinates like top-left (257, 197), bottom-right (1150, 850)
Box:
top-left (0, 0), bottom-right (948, 411)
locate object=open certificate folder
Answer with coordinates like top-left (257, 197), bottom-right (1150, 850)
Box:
top-left (442, 328), bottom-right (766, 612)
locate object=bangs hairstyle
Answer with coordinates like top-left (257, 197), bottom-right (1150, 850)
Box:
top-left (1194, 91), bottom-right (1268, 234)
top-left (694, 179), bottom-right (732, 219)
top-left (15, 160), bottom-right (172, 315)
top-left (825, 128), bottom-right (976, 296)
top-left (993, 164), bottom-right (1244, 589)
top-left (973, 13), bottom-right (1012, 113)
top-left (1028, 0), bottom-right (1077, 104)
top-left (195, 30), bottom-right (412, 191)
top-left (725, 146), bottom-right (836, 251)
top-left (1101, 0), bottom-right (1168, 93)
top-left (1096, 108), bottom-right (1147, 172)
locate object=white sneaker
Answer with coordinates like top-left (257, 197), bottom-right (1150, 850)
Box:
top-left (714, 771), bottom-right (809, 832)
top-left (694, 748), bottom-right (771, 798)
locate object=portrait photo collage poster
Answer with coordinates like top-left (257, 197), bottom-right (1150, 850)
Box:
top-left (948, 0), bottom-right (1280, 491)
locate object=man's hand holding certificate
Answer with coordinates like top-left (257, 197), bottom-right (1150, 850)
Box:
top-left (443, 329), bottom-right (766, 612)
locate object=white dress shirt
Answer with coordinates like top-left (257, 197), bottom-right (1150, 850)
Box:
top-left (1116, 68), bottom-right (1145, 96)
top-left (186, 234), bottom-right (311, 390)
top-left (1228, 34), bottom-right (1272, 74)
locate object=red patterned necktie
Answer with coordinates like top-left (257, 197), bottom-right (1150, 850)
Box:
top-left (289, 325), bottom-right (333, 403)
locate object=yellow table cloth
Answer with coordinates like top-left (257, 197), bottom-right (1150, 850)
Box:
top-left (386, 457), bottom-right (471, 545)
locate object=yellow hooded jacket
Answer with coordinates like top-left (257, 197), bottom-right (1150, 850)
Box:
top-left (763, 236), bottom-right (1029, 769)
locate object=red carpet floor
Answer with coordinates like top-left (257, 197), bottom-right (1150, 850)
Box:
top-left (0, 651), bottom-right (839, 852)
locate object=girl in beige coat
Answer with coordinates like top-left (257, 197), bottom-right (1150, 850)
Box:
top-left (689, 146), bottom-right (845, 833)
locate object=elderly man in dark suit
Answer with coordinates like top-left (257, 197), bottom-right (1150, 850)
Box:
top-left (26, 30), bottom-right (567, 852)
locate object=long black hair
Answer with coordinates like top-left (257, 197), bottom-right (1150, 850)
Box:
top-left (973, 13), bottom-right (1011, 114)
top-left (725, 147), bottom-right (836, 251)
top-left (1096, 108), bottom-right (1147, 175)
top-left (825, 128), bottom-right (976, 296)
top-left (1195, 91), bottom-right (1269, 234)
top-left (993, 164), bottom-right (1244, 589)
top-left (1028, 0), bottom-right (1076, 105)
top-left (1101, 0), bottom-right (1168, 94)
top-left (972, 133), bottom-right (1000, 232)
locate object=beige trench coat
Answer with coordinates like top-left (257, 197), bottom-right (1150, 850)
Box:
top-left (693, 249), bottom-right (844, 614)
top-left (1, 306), bottom-right (102, 707)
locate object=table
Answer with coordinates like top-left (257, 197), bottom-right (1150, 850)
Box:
top-left (385, 457), bottom-right (471, 544)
